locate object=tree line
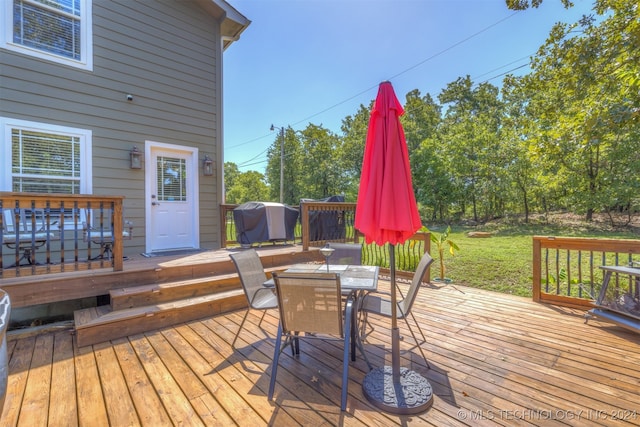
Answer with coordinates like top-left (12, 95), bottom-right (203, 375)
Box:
top-left (224, 0), bottom-right (639, 224)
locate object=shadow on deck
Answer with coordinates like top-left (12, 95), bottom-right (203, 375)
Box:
top-left (2, 261), bottom-right (640, 426)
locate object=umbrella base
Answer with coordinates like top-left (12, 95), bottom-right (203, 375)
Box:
top-left (362, 366), bottom-right (433, 415)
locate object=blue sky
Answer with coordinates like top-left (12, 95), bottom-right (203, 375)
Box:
top-left (223, 0), bottom-right (595, 172)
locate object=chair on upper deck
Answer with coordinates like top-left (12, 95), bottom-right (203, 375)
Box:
top-left (2, 208), bottom-right (57, 265)
top-left (269, 271), bottom-right (361, 411)
top-left (82, 208), bottom-right (133, 260)
top-left (229, 249), bottom-right (278, 348)
top-left (359, 251), bottom-right (434, 368)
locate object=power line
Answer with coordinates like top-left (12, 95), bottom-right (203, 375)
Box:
top-left (230, 58), bottom-right (533, 171)
top-left (227, 11), bottom-right (523, 165)
top-left (227, 132), bottom-right (273, 150)
top-left (480, 63), bottom-right (530, 83)
top-left (237, 146), bottom-right (270, 167)
top-left (385, 11), bottom-right (520, 82)
top-left (232, 56), bottom-right (533, 170)
top-left (473, 54), bottom-right (532, 80)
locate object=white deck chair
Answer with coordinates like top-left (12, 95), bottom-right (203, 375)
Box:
top-left (82, 208), bottom-right (133, 260)
top-left (2, 208), bottom-right (56, 265)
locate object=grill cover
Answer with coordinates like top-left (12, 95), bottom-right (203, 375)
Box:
top-left (233, 202), bottom-right (298, 245)
top-left (301, 195), bottom-right (346, 242)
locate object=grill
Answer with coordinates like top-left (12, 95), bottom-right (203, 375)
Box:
top-left (586, 265), bottom-right (640, 332)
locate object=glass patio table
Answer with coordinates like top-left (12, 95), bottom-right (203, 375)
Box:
top-left (264, 263), bottom-right (379, 292)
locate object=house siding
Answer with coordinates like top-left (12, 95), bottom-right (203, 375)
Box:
top-left (0, 0), bottom-right (228, 253)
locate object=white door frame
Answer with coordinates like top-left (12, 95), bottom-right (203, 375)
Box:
top-left (144, 141), bottom-right (200, 253)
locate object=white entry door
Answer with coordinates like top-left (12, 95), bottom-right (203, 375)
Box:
top-left (146, 142), bottom-right (199, 252)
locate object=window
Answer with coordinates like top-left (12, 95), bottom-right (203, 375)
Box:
top-left (1, 0), bottom-right (92, 70)
top-left (157, 156), bottom-right (187, 202)
top-left (1, 118), bottom-right (92, 194)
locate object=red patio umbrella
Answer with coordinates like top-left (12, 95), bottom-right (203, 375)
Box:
top-left (355, 81), bottom-right (433, 414)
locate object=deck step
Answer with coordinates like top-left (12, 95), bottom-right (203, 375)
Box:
top-left (73, 262), bottom-right (297, 347)
top-left (109, 274), bottom-right (240, 310)
top-left (109, 265), bottom-right (289, 311)
top-left (74, 288), bottom-right (247, 347)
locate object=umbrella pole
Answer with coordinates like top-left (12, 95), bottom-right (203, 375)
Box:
top-left (390, 245), bottom-right (401, 380)
top-left (362, 243), bottom-right (434, 415)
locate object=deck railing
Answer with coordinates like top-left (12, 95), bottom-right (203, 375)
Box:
top-left (222, 201), bottom-right (361, 249)
top-left (220, 203), bottom-right (302, 248)
top-left (362, 231), bottom-right (431, 280)
top-left (221, 202), bottom-right (430, 277)
top-left (299, 201), bottom-right (359, 250)
top-left (1, 192), bottom-right (126, 278)
top-left (532, 236), bottom-right (640, 308)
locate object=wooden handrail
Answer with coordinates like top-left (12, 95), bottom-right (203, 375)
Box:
top-left (220, 201), bottom-right (429, 276)
top-left (532, 235), bottom-right (640, 308)
top-left (220, 203), bottom-right (238, 248)
top-left (1, 192), bottom-right (126, 277)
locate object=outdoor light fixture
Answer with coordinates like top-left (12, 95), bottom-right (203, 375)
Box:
top-left (203, 155), bottom-right (213, 176)
top-left (319, 244), bottom-right (335, 272)
top-left (130, 146), bottom-right (142, 169)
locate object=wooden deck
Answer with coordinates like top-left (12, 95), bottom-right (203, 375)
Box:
top-left (3, 276), bottom-right (640, 426)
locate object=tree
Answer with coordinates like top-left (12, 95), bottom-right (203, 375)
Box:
top-left (340, 103), bottom-right (371, 201)
top-left (413, 134), bottom-right (458, 221)
top-left (297, 124), bottom-right (345, 200)
top-left (265, 127), bottom-right (303, 204)
top-left (506, 0), bottom-right (574, 10)
top-left (402, 89), bottom-right (442, 203)
top-left (223, 162), bottom-right (240, 202)
top-left (501, 75), bottom-right (541, 222)
top-left (438, 76), bottom-right (505, 222)
top-left (521, 1), bottom-right (640, 220)
top-left (225, 170), bottom-right (270, 204)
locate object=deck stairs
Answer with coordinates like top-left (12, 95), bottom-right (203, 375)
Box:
top-left (74, 250), bottom-right (321, 347)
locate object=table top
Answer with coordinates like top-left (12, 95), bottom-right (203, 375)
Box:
top-left (264, 264), bottom-right (379, 292)
top-left (599, 265), bottom-right (640, 275)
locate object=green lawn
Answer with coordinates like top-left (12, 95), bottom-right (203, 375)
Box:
top-left (428, 217), bottom-right (639, 297)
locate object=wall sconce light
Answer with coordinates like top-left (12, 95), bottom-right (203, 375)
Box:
top-left (130, 146), bottom-right (142, 169)
top-left (203, 155), bottom-right (213, 176)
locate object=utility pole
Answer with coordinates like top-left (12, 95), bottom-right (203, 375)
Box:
top-left (270, 124), bottom-right (285, 203)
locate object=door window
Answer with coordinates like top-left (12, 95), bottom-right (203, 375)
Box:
top-left (156, 156), bottom-right (187, 202)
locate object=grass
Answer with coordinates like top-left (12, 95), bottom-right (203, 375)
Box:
top-left (428, 214), bottom-right (640, 298)
top-left (440, 230), bottom-right (533, 296)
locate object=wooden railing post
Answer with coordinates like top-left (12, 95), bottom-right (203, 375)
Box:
top-left (301, 202), bottom-right (310, 251)
top-left (112, 201), bottom-right (124, 271)
top-left (220, 205), bottom-right (227, 249)
top-left (532, 237), bottom-right (542, 302)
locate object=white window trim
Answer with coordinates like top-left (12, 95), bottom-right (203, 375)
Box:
top-left (0, 0), bottom-right (93, 71)
top-left (0, 117), bottom-right (93, 193)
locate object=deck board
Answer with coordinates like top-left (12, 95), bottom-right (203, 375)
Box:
top-left (93, 341), bottom-right (139, 426)
top-left (74, 338), bottom-right (110, 426)
top-left (49, 331), bottom-right (78, 427)
top-left (18, 333), bottom-right (52, 426)
top-left (111, 336), bottom-right (174, 425)
top-left (3, 279), bottom-right (640, 426)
